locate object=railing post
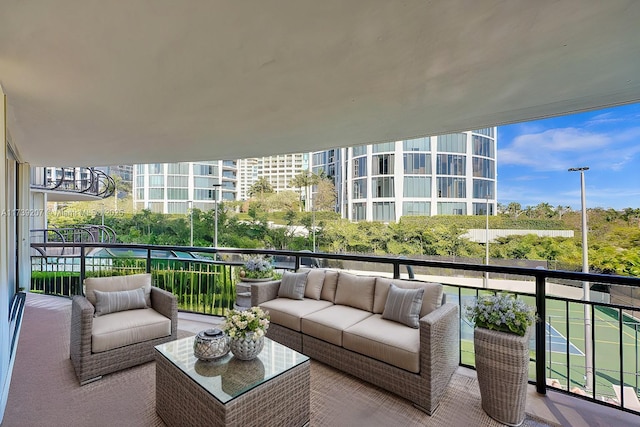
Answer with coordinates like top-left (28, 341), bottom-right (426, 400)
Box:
top-left (80, 245), bottom-right (86, 285)
top-left (393, 262), bottom-right (400, 279)
top-left (535, 273), bottom-right (546, 394)
top-left (146, 249), bottom-right (152, 274)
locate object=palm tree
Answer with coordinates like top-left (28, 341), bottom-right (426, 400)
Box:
top-left (248, 177), bottom-right (274, 199)
top-left (290, 172), bottom-right (314, 212)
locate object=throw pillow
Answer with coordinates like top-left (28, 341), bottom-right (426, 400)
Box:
top-left (278, 271), bottom-right (308, 300)
top-left (382, 284), bottom-right (425, 328)
top-left (94, 287), bottom-right (148, 317)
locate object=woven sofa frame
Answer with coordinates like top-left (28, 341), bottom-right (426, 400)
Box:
top-left (70, 286), bottom-right (178, 385)
top-left (251, 278), bottom-right (460, 415)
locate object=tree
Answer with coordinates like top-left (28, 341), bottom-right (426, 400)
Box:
top-left (290, 172), bottom-right (314, 212)
top-left (265, 190), bottom-right (300, 212)
top-left (505, 202), bottom-right (522, 219)
top-left (314, 179), bottom-right (337, 211)
top-left (248, 177), bottom-right (274, 198)
top-left (555, 205), bottom-right (571, 220)
top-left (533, 202), bottom-right (554, 219)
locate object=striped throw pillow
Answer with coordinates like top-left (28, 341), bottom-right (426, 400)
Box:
top-left (93, 287), bottom-right (148, 316)
top-left (381, 284), bottom-right (425, 328)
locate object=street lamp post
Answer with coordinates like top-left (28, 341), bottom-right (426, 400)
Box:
top-left (312, 206), bottom-right (316, 252)
top-left (484, 194), bottom-right (491, 288)
top-left (188, 200), bottom-right (193, 247)
top-left (100, 203), bottom-right (105, 243)
top-left (212, 184), bottom-right (222, 250)
top-left (569, 166), bottom-right (592, 391)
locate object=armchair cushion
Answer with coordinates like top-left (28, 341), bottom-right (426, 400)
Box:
top-left (94, 287), bottom-right (147, 317)
top-left (91, 308), bottom-right (172, 353)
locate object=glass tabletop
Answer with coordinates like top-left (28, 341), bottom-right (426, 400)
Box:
top-left (155, 336), bottom-right (309, 404)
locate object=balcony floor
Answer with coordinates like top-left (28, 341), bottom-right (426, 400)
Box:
top-left (3, 293), bottom-right (638, 426)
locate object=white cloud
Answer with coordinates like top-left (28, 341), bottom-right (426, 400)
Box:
top-left (499, 126), bottom-right (640, 172)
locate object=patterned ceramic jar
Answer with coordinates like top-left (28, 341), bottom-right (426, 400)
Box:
top-left (193, 328), bottom-right (230, 361)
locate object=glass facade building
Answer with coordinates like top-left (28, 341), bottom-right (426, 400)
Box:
top-left (133, 160), bottom-right (236, 214)
top-left (311, 129), bottom-right (497, 222)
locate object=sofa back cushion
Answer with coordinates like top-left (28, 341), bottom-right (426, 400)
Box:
top-left (304, 269), bottom-right (325, 300)
top-left (320, 270), bottom-right (339, 302)
top-left (278, 271), bottom-right (308, 300)
top-left (84, 273), bottom-right (152, 307)
top-left (334, 272), bottom-right (376, 312)
top-left (374, 277), bottom-right (443, 318)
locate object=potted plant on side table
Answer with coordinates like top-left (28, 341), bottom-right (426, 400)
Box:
top-left (466, 293), bottom-right (537, 426)
top-left (239, 255), bottom-right (274, 282)
top-left (235, 255), bottom-right (276, 311)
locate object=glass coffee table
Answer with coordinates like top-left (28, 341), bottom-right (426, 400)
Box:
top-left (155, 336), bottom-right (310, 427)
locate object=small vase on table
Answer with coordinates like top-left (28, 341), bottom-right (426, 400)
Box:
top-left (230, 332), bottom-right (264, 360)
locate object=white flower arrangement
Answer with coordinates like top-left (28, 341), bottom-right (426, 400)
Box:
top-left (223, 306), bottom-right (270, 340)
top-left (465, 293), bottom-right (536, 337)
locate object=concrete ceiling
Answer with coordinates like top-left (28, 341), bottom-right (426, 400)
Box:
top-left (1, 1), bottom-right (639, 167)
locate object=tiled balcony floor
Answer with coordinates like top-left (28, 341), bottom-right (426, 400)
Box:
top-left (4, 293), bottom-right (640, 426)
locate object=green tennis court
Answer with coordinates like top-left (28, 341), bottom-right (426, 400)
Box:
top-left (544, 299), bottom-right (640, 398)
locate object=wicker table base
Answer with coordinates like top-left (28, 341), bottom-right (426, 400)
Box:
top-left (156, 341), bottom-right (310, 427)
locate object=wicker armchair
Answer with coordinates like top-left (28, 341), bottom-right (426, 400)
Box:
top-left (70, 274), bottom-right (177, 385)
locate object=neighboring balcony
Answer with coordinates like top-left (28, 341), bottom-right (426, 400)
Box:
top-left (31, 166), bottom-right (115, 201)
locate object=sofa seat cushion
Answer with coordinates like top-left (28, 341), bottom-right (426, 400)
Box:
top-left (343, 314), bottom-right (420, 373)
top-left (92, 308), bottom-right (171, 353)
top-left (259, 298), bottom-right (333, 332)
top-left (301, 305), bottom-right (373, 346)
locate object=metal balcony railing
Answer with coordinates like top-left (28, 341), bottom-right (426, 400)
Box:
top-left (30, 225), bottom-right (117, 256)
top-left (29, 242), bottom-right (640, 415)
top-left (31, 166), bottom-right (115, 198)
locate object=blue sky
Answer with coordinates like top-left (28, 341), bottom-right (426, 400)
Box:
top-left (497, 103), bottom-right (640, 210)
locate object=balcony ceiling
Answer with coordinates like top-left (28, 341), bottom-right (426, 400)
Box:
top-left (1, 1), bottom-right (639, 167)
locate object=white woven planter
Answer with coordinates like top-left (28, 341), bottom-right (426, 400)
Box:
top-left (474, 327), bottom-right (531, 427)
top-left (230, 333), bottom-right (264, 360)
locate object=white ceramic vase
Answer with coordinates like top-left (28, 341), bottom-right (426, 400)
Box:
top-left (229, 332), bottom-right (264, 360)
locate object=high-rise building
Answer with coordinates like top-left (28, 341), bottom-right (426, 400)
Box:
top-left (133, 161), bottom-right (237, 214)
top-left (236, 153), bottom-right (309, 200)
top-left (311, 129), bottom-right (497, 222)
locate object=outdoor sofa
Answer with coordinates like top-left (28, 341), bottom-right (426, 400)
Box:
top-left (70, 273), bottom-right (178, 384)
top-left (251, 269), bottom-right (459, 415)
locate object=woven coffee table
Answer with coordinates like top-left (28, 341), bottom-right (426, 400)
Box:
top-left (155, 336), bottom-right (310, 427)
